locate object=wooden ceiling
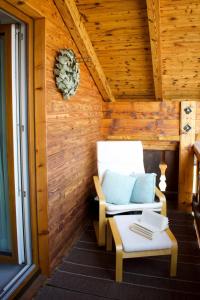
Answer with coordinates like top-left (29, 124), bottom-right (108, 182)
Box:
top-left (76, 0), bottom-right (155, 100)
top-left (161, 0), bottom-right (200, 100)
top-left (55, 0), bottom-right (200, 102)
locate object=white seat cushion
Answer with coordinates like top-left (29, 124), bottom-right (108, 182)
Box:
top-left (106, 201), bottom-right (162, 215)
top-left (94, 196), bottom-right (162, 215)
top-left (114, 215), bottom-right (172, 252)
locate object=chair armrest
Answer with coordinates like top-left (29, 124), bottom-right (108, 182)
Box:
top-left (93, 176), bottom-right (106, 202)
top-left (155, 187), bottom-right (167, 216)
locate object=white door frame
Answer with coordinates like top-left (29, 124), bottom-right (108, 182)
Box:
top-left (11, 23), bottom-right (32, 265)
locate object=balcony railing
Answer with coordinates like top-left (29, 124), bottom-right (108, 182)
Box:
top-left (193, 142), bottom-right (200, 248)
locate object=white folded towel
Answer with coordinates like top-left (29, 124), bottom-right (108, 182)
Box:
top-left (129, 210), bottom-right (169, 240)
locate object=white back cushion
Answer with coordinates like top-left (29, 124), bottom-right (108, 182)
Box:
top-left (97, 141), bottom-right (145, 183)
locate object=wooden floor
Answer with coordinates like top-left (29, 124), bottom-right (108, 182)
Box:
top-left (36, 208), bottom-right (200, 300)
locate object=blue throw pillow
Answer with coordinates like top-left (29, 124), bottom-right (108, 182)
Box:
top-left (130, 173), bottom-right (156, 203)
top-left (102, 170), bottom-right (136, 205)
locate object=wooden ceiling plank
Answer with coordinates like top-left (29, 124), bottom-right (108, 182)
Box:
top-left (146, 0), bottom-right (162, 100)
top-left (77, 0), bottom-right (155, 100)
top-left (54, 0), bottom-right (115, 102)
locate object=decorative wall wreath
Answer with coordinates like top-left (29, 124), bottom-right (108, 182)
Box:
top-left (54, 49), bottom-right (80, 99)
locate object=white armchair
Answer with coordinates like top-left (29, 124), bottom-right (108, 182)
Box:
top-left (93, 141), bottom-right (167, 246)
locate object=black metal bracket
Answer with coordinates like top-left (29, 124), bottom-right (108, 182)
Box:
top-left (183, 124), bottom-right (192, 132)
top-left (184, 106), bottom-right (192, 114)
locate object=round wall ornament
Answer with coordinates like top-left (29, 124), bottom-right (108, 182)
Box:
top-left (54, 49), bottom-right (80, 99)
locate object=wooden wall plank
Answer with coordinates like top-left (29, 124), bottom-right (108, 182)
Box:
top-left (107, 136), bottom-right (178, 151)
top-left (0, 0), bottom-right (39, 22)
top-left (54, 0), bottom-right (115, 102)
top-left (179, 101), bottom-right (196, 211)
top-left (102, 101), bottom-right (180, 148)
top-left (146, 0), bottom-right (162, 100)
top-left (34, 18), bottom-right (49, 275)
top-left (26, 13), bottom-right (39, 273)
top-left (5, 0), bottom-right (43, 18)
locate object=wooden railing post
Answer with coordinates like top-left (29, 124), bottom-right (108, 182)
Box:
top-left (159, 151), bottom-right (167, 192)
top-left (178, 101), bottom-right (196, 211)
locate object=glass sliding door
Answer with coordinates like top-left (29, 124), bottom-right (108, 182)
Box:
top-left (0, 21), bottom-right (32, 267)
top-left (0, 33), bottom-right (11, 255)
top-left (0, 25), bottom-right (18, 263)
top-left (0, 9), bottom-right (35, 298)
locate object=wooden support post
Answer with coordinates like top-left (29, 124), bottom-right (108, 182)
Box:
top-left (146, 0), bottom-right (162, 100)
top-left (34, 18), bottom-right (50, 275)
top-left (179, 101), bottom-right (196, 211)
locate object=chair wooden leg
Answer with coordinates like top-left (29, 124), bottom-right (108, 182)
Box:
top-left (98, 200), bottom-right (106, 246)
top-left (116, 248), bottom-right (123, 282)
top-left (94, 220), bottom-right (106, 246)
top-left (166, 228), bottom-right (178, 276)
top-left (170, 243), bottom-right (178, 276)
top-left (106, 219), bottom-right (112, 251)
top-left (98, 221), bottom-right (106, 246)
top-left (161, 202), bottom-right (167, 216)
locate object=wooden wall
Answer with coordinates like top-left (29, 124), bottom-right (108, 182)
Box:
top-left (102, 102), bottom-right (200, 136)
top-left (27, 0), bottom-right (103, 271)
top-left (102, 101), bottom-right (180, 144)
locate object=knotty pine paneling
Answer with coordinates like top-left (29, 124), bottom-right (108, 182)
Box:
top-left (28, 0), bottom-right (103, 271)
top-left (102, 101), bottom-right (200, 149)
top-left (161, 0), bottom-right (200, 99)
top-left (102, 101), bottom-right (180, 142)
top-left (76, 0), bottom-right (200, 101)
top-left (76, 0), bottom-right (155, 99)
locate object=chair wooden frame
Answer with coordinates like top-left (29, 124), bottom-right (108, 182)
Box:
top-left (93, 176), bottom-right (167, 246)
top-left (107, 217), bottom-right (178, 282)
